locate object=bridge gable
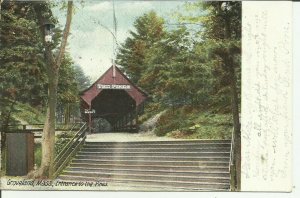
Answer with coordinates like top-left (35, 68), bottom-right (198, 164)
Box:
top-left (80, 65), bottom-right (147, 107)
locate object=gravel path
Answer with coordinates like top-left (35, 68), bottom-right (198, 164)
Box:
top-left (86, 131), bottom-right (176, 142)
top-left (86, 111), bottom-right (179, 142)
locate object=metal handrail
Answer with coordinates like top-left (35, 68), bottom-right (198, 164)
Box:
top-left (53, 123), bottom-right (87, 178)
top-left (229, 127), bottom-right (235, 168)
top-left (229, 127), bottom-right (235, 191)
top-left (63, 122), bottom-right (81, 135)
top-left (54, 123), bottom-right (86, 163)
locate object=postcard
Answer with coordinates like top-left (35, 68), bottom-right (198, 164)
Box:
top-left (0, 0), bottom-right (293, 192)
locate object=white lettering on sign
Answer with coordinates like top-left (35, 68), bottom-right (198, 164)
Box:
top-left (84, 109), bottom-right (95, 114)
top-left (97, 84), bottom-right (131, 90)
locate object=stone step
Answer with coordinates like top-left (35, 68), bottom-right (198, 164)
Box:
top-left (84, 142), bottom-right (231, 149)
top-left (75, 155), bottom-right (230, 162)
top-left (78, 151), bottom-right (230, 157)
top-left (58, 139), bottom-right (232, 191)
top-left (71, 159), bottom-right (229, 166)
top-left (69, 163), bottom-right (229, 172)
top-left (85, 140), bottom-right (231, 145)
top-left (65, 167), bottom-right (230, 178)
top-left (60, 170), bottom-right (230, 184)
top-left (81, 147), bottom-right (231, 152)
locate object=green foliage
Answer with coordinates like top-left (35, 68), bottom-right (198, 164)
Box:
top-left (0, 2), bottom-right (48, 107)
top-left (0, 1), bottom-right (87, 128)
top-left (32, 131), bottom-right (79, 168)
top-left (116, 11), bottom-right (165, 84)
top-left (117, 2), bottom-right (241, 122)
top-left (155, 106), bottom-right (232, 139)
top-left (142, 35), bottom-right (214, 107)
top-left (57, 55), bottom-right (81, 124)
top-left (13, 102), bottom-right (45, 124)
top-left (58, 55), bottom-right (79, 104)
top-left (73, 64), bottom-right (91, 91)
top-left (0, 98), bottom-right (18, 131)
top-left (117, 3), bottom-right (241, 139)
top-left (55, 131), bottom-right (74, 156)
top-left (35, 143), bottom-right (42, 167)
top-left (0, 2), bottom-right (49, 131)
top-left (57, 59), bottom-right (91, 124)
top-left (187, 1), bottom-right (241, 111)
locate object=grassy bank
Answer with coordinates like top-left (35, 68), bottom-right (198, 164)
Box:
top-left (35, 143), bottom-right (42, 167)
top-left (12, 102), bottom-right (45, 125)
top-left (154, 106), bottom-right (233, 140)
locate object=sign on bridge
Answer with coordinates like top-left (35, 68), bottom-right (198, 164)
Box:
top-left (84, 109), bottom-right (96, 114)
top-left (97, 84), bottom-right (131, 90)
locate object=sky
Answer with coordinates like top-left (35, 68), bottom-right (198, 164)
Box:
top-left (54, 1), bottom-right (187, 82)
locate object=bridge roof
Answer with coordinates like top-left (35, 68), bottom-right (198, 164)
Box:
top-left (80, 65), bottom-right (148, 107)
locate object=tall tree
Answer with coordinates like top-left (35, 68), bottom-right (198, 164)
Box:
top-left (116, 11), bottom-right (165, 84)
top-left (139, 26), bottom-right (213, 108)
top-left (57, 55), bottom-right (79, 124)
top-left (0, 1), bottom-right (48, 107)
top-left (73, 64), bottom-right (91, 91)
top-left (1, 1), bottom-right (83, 176)
top-left (0, 1), bottom-right (48, 169)
top-left (119, 1), bottom-right (241, 189)
top-left (184, 1), bottom-right (241, 189)
top-left (206, 2), bottom-right (241, 190)
top-left (32, 1), bottom-right (73, 178)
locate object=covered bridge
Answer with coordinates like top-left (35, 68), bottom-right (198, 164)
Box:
top-left (80, 65), bottom-right (148, 133)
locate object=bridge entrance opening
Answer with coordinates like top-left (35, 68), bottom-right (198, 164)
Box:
top-left (91, 118), bottom-right (112, 133)
top-left (80, 65), bottom-right (148, 133)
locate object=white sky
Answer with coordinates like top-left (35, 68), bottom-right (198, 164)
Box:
top-left (54, 1), bottom-right (186, 81)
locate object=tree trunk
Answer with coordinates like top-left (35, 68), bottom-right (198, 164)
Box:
top-left (223, 13), bottom-right (241, 191)
top-left (229, 65), bottom-right (241, 190)
top-left (0, 0), bottom-right (3, 20)
top-left (31, 1), bottom-right (73, 179)
top-left (38, 70), bottom-right (58, 178)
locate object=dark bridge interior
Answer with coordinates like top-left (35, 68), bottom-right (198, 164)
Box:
top-left (91, 89), bottom-right (136, 130)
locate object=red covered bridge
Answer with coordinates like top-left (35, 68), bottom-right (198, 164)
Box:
top-left (80, 65), bottom-right (148, 133)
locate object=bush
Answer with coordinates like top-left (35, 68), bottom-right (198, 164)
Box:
top-left (155, 106), bottom-right (233, 139)
top-left (35, 143), bottom-right (42, 167)
top-left (55, 132), bottom-right (74, 156)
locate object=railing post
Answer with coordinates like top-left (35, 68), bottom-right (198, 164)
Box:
top-left (88, 112), bottom-right (92, 134)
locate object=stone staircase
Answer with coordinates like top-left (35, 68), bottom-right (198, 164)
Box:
top-left (58, 140), bottom-right (231, 191)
